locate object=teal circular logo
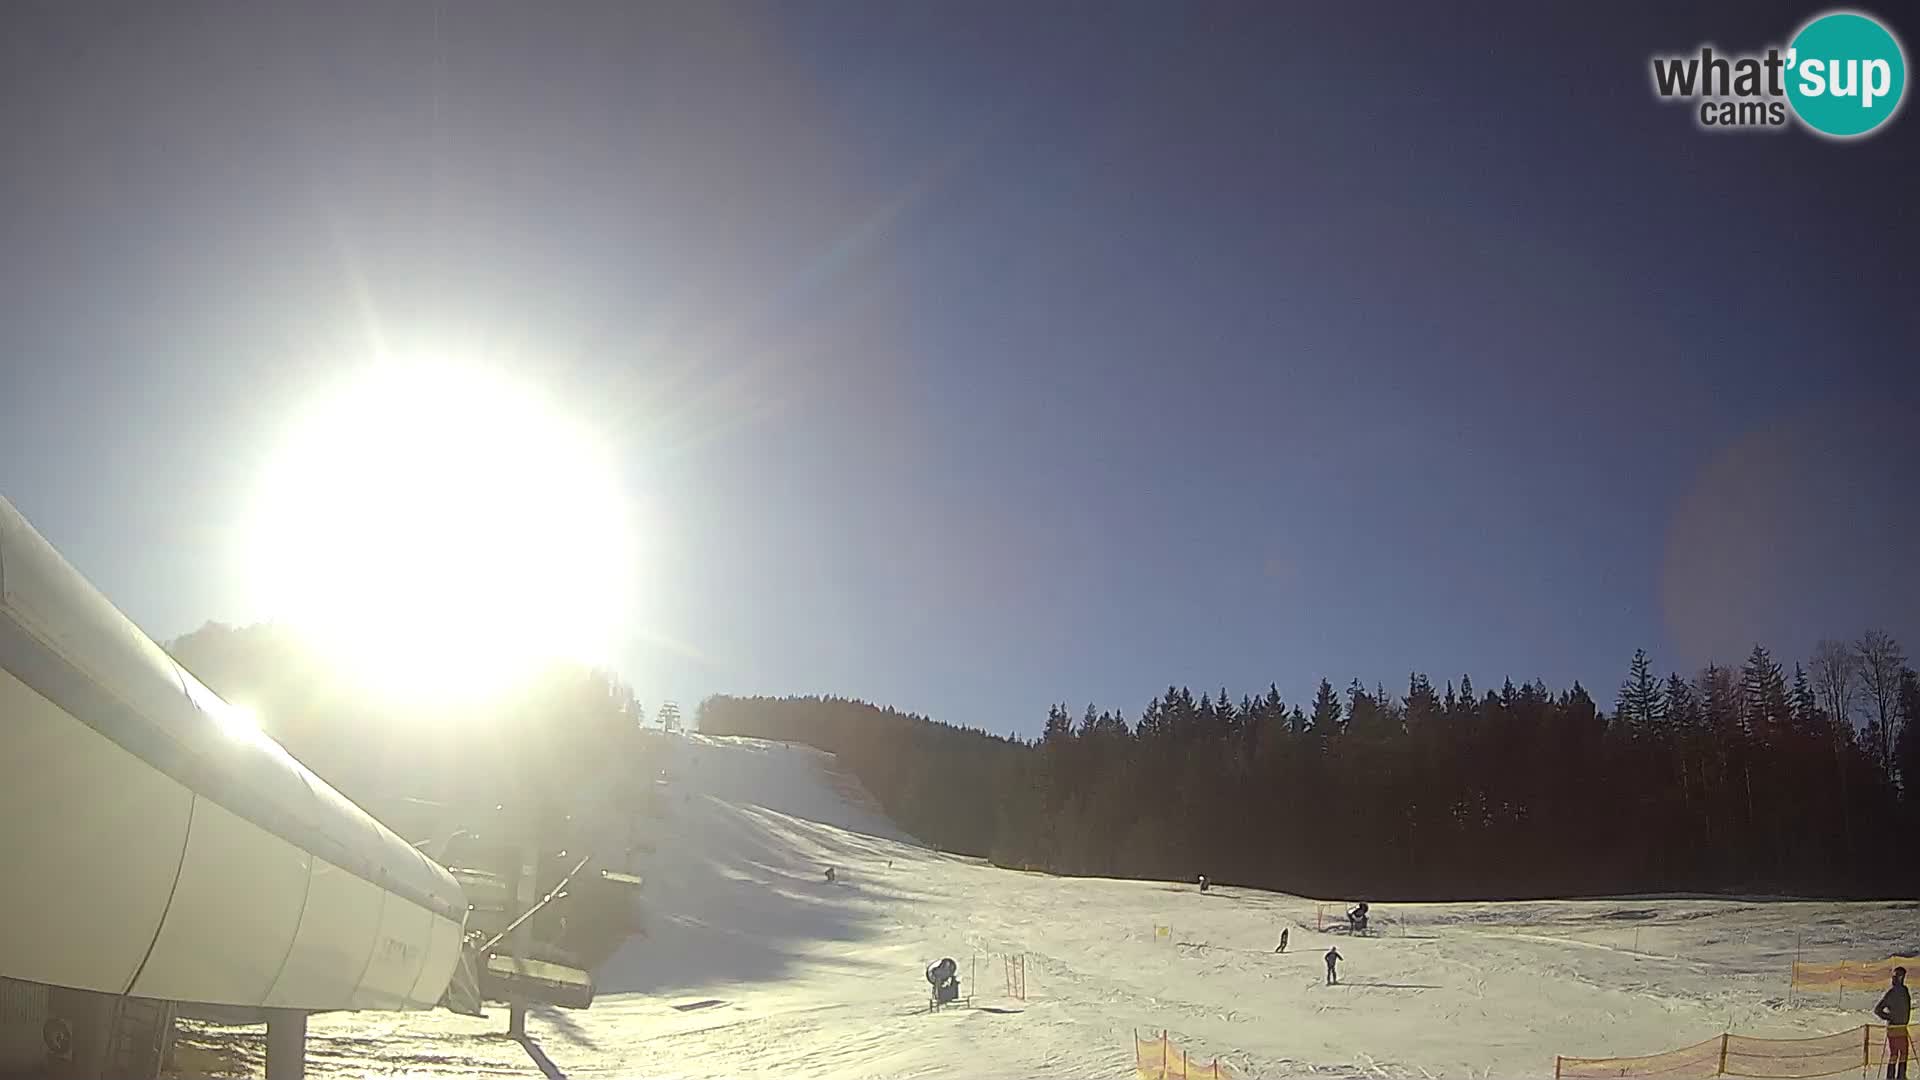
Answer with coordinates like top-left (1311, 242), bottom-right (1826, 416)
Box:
top-left (1786, 11), bottom-right (1907, 137)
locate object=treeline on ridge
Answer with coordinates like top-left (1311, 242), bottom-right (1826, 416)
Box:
top-left (698, 633), bottom-right (1920, 900)
top-left (168, 621), bottom-right (648, 822)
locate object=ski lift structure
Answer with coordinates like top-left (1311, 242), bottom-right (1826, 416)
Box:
top-left (0, 495), bottom-right (639, 1078)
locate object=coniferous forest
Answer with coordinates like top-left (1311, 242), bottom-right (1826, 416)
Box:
top-left (699, 633), bottom-right (1920, 900)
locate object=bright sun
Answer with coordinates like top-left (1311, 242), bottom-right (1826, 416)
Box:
top-left (244, 361), bottom-right (637, 702)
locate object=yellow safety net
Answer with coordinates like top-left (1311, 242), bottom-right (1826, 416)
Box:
top-left (1724, 1028), bottom-right (1873, 1079)
top-left (1557, 1035), bottom-right (1724, 1079)
top-left (1557, 1025), bottom-right (1908, 1079)
top-left (1135, 1030), bottom-right (1242, 1080)
top-left (1791, 955), bottom-right (1919, 991)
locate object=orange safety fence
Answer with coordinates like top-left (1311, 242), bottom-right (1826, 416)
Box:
top-left (1556, 1025), bottom-right (1909, 1079)
top-left (1790, 955), bottom-right (1919, 991)
top-left (1725, 1027), bottom-right (1877, 1079)
top-left (1134, 1030), bottom-right (1242, 1080)
top-left (1557, 1034), bottom-right (1724, 1079)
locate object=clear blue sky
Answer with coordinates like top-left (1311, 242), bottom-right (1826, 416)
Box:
top-left (2, 2), bottom-right (1916, 736)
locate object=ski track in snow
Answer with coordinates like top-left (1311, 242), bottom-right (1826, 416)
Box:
top-left (174, 734), bottom-right (1920, 1078)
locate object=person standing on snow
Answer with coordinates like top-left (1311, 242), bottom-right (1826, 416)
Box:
top-left (1276, 927), bottom-right (1289, 954)
top-left (1325, 947), bottom-right (1342, 985)
top-left (1877, 966), bottom-right (1911, 1080)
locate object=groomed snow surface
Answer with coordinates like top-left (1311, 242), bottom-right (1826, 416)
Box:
top-left (176, 734), bottom-right (1918, 1079)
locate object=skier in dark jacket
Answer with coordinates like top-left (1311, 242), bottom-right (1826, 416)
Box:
top-left (1325, 947), bottom-right (1342, 985)
top-left (1878, 967), bottom-right (1911, 1080)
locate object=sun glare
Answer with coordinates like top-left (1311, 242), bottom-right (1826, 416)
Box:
top-left (245, 361), bottom-right (637, 702)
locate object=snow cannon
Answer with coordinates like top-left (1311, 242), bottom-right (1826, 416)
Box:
top-left (926, 958), bottom-right (961, 1009)
top-left (1347, 902), bottom-right (1370, 935)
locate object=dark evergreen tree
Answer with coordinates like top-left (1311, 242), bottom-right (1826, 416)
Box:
top-left (1616, 648), bottom-right (1665, 739)
top-left (1309, 679), bottom-right (1342, 735)
top-left (696, 636), bottom-right (1917, 900)
top-left (1897, 667), bottom-right (1920, 802)
top-left (1741, 644), bottom-right (1790, 744)
top-left (1791, 663), bottom-right (1820, 733)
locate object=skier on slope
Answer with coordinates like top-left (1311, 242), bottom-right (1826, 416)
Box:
top-left (1325, 946), bottom-right (1342, 985)
top-left (1877, 966), bottom-right (1910, 1080)
top-left (1275, 927), bottom-right (1289, 954)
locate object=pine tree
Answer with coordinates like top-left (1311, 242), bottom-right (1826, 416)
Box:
top-left (1616, 649), bottom-right (1665, 738)
top-left (1665, 674), bottom-right (1701, 733)
top-left (1740, 644), bottom-right (1789, 745)
top-left (1310, 679), bottom-right (1342, 735)
top-left (1346, 680), bottom-right (1394, 740)
top-left (1137, 693), bottom-right (1170, 741)
top-left (1665, 672), bottom-right (1704, 845)
top-left (1171, 687), bottom-right (1199, 743)
top-left (1561, 682), bottom-right (1597, 727)
top-left (1790, 663), bottom-right (1819, 732)
top-left (1405, 673), bottom-right (1440, 735)
top-left (1043, 704), bottom-right (1074, 744)
top-left (1896, 667), bottom-right (1920, 801)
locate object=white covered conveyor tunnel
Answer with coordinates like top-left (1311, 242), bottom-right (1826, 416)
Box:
top-left (0, 495), bottom-right (470, 1073)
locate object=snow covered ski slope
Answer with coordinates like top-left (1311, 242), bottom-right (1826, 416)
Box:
top-left (177, 733), bottom-right (1919, 1079)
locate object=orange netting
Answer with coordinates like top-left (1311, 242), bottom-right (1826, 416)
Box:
top-left (1135, 1030), bottom-right (1242, 1080)
top-left (1557, 1025), bottom-right (1908, 1079)
top-left (1557, 1035), bottom-right (1724, 1079)
top-left (1724, 1027), bottom-right (1873, 1079)
top-left (1791, 955), bottom-right (1919, 991)
top-left (1868, 1026), bottom-right (1914, 1073)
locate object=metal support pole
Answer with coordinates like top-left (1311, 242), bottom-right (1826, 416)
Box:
top-left (508, 875), bottom-right (532, 1037)
top-left (264, 1010), bottom-right (306, 1080)
top-left (506, 812), bottom-right (538, 1039)
top-left (506, 789), bottom-right (562, 1041)
top-left (1790, 931), bottom-right (1801, 1007)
